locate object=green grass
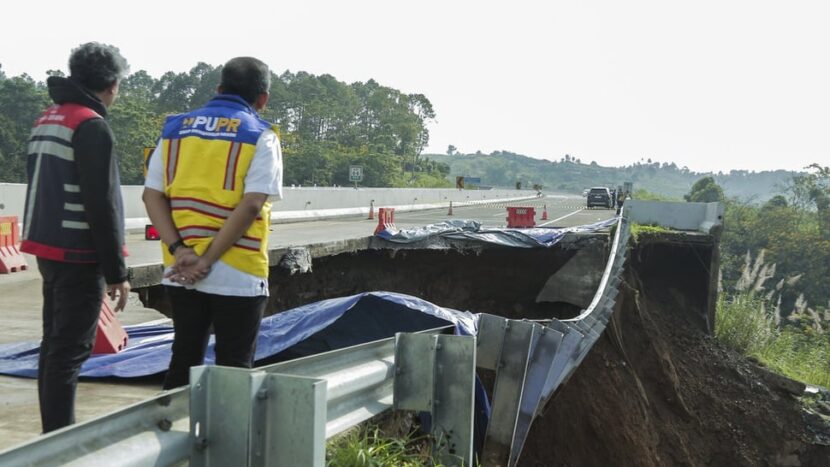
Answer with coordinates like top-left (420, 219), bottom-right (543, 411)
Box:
top-left (630, 223), bottom-right (673, 242)
top-left (326, 427), bottom-right (441, 467)
top-left (754, 330), bottom-right (830, 387)
top-left (715, 293), bottom-right (776, 355)
top-left (715, 293), bottom-right (830, 387)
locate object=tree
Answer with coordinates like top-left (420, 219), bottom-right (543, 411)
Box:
top-left (789, 163), bottom-right (830, 239)
top-left (0, 74), bottom-right (50, 181)
top-left (0, 63), bottom-right (448, 187)
top-left (764, 195), bottom-right (788, 210)
top-left (108, 95), bottom-right (164, 184)
top-left (685, 176), bottom-right (724, 203)
top-left (447, 144), bottom-right (457, 156)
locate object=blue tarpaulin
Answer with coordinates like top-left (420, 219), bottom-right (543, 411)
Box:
top-left (0, 291), bottom-right (477, 379)
top-left (0, 219), bottom-right (615, 379)
top-left (375, 218), bottom-right (617, 247)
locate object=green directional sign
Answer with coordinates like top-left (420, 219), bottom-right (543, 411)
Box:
top-left (349, 166), bottom-right (363, 182)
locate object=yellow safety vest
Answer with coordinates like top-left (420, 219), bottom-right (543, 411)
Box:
top-left (159, 95), bottom-right (275, 278)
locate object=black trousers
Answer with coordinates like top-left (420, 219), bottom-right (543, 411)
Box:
top-left (36, 258), bottom-right (105, 433)
top-left (162, 287), bottom-right (266, 390)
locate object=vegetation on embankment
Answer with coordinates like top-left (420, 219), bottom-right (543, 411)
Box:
top-left (716, 290), bottom-right (830, 388)
top-left (680, 169), bottom-right (830, 388)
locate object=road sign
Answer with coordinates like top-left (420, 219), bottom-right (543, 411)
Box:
top-left (349, 166), bottom-right (363, 182)
top-left (465, 177), bottom-right (481, 185)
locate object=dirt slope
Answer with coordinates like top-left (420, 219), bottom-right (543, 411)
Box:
top-left (519, 244), bottom-right (829, 467)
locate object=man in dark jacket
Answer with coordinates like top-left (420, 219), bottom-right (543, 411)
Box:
top-left (21, 42), bottom-right (130, 433)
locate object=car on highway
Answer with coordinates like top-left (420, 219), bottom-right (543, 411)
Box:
top-left (586, 187), bottom-right (613, 208)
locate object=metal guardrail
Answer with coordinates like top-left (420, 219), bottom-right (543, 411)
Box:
top-left (0, 210), bottom-right (634, 467)
top-left (0, 327), bottom-right (453, 467)
top-left (0, 387), bottom-right (190, 467)
top-left (473, 209), bottom-right (631, 466)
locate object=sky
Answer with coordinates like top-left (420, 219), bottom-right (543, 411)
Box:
top-left (1, 0), bottom-right (828, 173)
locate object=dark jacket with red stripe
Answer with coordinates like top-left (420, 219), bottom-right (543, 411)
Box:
top-left (21, 76), bottom-right (127, 284)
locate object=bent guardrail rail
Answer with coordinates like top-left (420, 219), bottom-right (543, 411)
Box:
top-left (474, 209), bottom-right (631, 466)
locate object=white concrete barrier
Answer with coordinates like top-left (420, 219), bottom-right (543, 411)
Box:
top-left (0, 183), bottom-right (538, 231)
top-left (626, 200), bottom-right (724, 233)
top-left (0, 184), bottom-right (27, 219)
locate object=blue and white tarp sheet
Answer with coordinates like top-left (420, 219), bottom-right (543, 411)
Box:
top-left (0, 291), bottom-right (477, 379)
top-left (375, 218), bottom-right (617, 247)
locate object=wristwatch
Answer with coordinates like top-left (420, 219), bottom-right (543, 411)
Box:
top-left (168, 239), bottom-right (188, 255)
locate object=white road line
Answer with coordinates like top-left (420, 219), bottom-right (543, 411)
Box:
top-left (538, 208), bottom-right (585, 226)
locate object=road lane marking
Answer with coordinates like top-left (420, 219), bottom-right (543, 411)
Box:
top-left (538, 208), bottom-right (586, 226)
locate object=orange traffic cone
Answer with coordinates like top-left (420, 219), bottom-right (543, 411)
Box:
top-left (368, 200), bottom-right (375, 220)
top-left (448, 201), bottom-right (454, 216)
top-left (541, 204), bottom-right (549, 221)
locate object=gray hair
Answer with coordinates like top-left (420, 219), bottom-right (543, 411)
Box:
top-left (69, 42), bottom-right (129, 92)
top-left (220, 57), bottom-right (271, 104)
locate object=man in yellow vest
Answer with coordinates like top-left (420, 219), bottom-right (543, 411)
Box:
top-left (142, 57), bottom-right (282, 389)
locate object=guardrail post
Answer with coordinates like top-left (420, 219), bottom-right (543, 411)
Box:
top-left (509, 325), bottom-right (564, 466)
top-left (394, 333), bottom-right (476, 466)
top-left (541, 321), bottom-right (584, 405)
top-left (261, 374), bottom-right (327, 467)
top-left (189, 367), bottom-right (327, 467)
top-left (189, 366), bottom-right (266, 466)
top-left (477, 317), bottom-right (538, 467)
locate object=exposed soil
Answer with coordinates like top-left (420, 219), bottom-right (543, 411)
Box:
top-left (138, 240), bottom-right (591, 319)
top-left (519, 241), bottom-right (830, 467)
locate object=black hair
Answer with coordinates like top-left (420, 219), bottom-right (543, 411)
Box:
top-left (68, 42), bottom-right (129, 92)
top-left (220, 57), bottom-right (271, 104)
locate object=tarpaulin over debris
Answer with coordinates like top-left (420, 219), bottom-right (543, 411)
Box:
top-left (375, 217), bottom-right (618, 247)
top-left (0, 292), bottom-right (477, 379)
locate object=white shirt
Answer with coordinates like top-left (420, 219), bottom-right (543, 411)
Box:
top-left (144, 129), bottom-right (282, 296)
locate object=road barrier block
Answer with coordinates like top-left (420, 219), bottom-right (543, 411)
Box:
top-left (506, 206), bottom-right (536, 228)
top-left (145, 224), bottom-right (161, 240)
top-left (92, 299), bottom-right (129, 354)
top-left (0, 216), bottom-right (28, 274)
top-left (373, 208), bottom-right (397, 235)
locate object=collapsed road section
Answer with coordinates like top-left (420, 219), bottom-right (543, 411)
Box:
top-left (0, 201), bottom-right (826, 466)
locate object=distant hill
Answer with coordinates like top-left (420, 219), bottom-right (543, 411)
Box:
top-left (426, 151), bottom-right (798, 202)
